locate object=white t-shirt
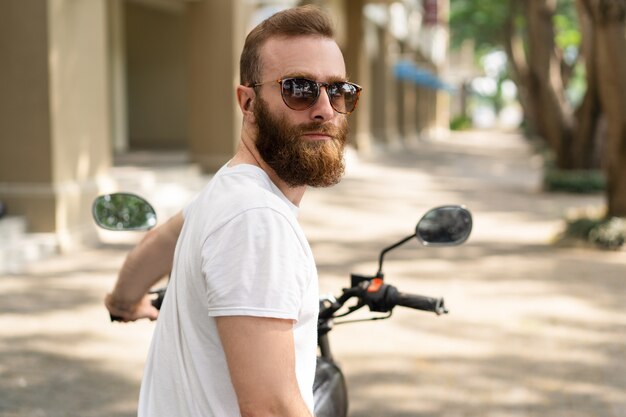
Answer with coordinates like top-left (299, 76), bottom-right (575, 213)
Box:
top-left (138, 164), bottom-right (319, 417)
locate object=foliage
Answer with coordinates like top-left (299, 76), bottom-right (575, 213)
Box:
top-left (450, 0), bottom-right (580, 56)
top-left (554, 0), bottom-right (582, 53)
top-left (450, 114), bottom-right (473, 130)
top-left (543, 168), bottom-right (606, 193)
top-left (589, 218), bottom-right (626, 249)
top-left (561, 215), bottom-right (626, 249)
top-left (539, 146), bottom-right (605, 192)
top-left (451, 0), bottom-right (626, 218)
top-left (450, 0), bottom-right (582, 106)
top-left (449, 0), bottom-right (512, 55)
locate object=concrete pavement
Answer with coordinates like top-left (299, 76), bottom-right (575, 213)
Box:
top-left (1, 130), bottom-right (625, 417)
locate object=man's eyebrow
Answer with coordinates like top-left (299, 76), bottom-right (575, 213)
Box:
top-left (283, 73), bottom-right (348, 83)
top-left (326, 75), bottom-right (350, 83)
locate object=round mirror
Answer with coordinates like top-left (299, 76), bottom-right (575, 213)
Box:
top-left (416, 205), bottom-right (472, 246)
top-left (92, 193), bottom-right (157, 231)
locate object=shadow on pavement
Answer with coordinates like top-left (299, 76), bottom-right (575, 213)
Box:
top-left (2, 131), bottom-right (624, 417)
top-left (0, 336), bottom-right (140, 417)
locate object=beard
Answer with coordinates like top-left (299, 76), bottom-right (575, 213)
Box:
top-left (253, 97), bottom-right (348, 188)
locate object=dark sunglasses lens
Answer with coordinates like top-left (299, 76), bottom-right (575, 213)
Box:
top-left (328, 83), bottom-right (359, 114)
top-left (281, 78), bottom-right (319, 110)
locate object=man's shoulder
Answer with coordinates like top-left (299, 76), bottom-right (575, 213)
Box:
top-left (205, 165), bottom-right (293, 213)
top-left (186, 167), bottom-right (295, 235)
top-left (212, 169), bottom-right (286, 212)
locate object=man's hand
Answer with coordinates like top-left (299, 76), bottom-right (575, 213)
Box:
top-left (105, 293), bottom-right (159, 322)
top-left (216, 316), bottom-right (314, 417)
top-left (105, 211), bottom-right (183, 321)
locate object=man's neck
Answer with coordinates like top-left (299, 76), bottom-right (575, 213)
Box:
top-left (230, 136), bottom-right (306, 207)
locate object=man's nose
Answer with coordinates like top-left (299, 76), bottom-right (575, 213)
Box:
top-left (310, 86), bottom-right (335, 121)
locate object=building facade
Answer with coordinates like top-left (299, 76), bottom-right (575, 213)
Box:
top-left (0, 0), bottom-right (451, 254)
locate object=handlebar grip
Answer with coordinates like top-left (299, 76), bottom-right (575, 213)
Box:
top-left (110, 313), bottom-right (123, 322)
top-left (392, 291), bottom-right (448, 315)
top-left (151, 289), bottom-right (165, 310)
top-left (109, 289), bottom-right (166, 322)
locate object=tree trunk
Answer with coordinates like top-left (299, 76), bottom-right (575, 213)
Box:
top-left (505, 0), bottom-right (603, 170)
top-left (572, 0), bottom-right (603, 169)
top-left (504, 0), bottom-right (540, 137)
top-left (524, 0), bottom-right (577, 169)
top-left (584, 0), bottom-right (626, 216)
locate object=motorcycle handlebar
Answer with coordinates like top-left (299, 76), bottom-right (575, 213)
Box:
top-left (110, 283), bottom-right (447, 322)
top-left (352, 280), bottom-right (449, 316)
top-left (110, 288), bottom-right (166, 322)
top-left (387, 289), bottom-right (448, 315)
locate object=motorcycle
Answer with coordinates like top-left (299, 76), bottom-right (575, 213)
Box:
top-left (93, 193), bottom-right (472, 417)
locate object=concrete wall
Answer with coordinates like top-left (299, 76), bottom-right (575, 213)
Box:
top-left (125, 1), bottom-right (188, 149)
top-left (186, 0), bottom-right (246, 171)
top-left (48, 0), bottom-right (112, 248)
top-left (0, 0), bottom-right (111, 248)
top-left (0, 2), bottom-right (52, 185)
top-left (0, 0), bottom-right (451, 251)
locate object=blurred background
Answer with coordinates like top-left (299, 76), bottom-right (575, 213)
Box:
top-left (1, 0), bottom-right (624, 268)
top-left (1, 1), bottom-right (625, 416)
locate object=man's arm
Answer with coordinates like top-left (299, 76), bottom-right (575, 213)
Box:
top-left (105, 211), bottom-right (184, 321)
top-left (216, 316), bottom-right (314, 417)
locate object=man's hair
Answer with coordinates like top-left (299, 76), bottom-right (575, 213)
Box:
top-left (240, 5), bottom-right (335, 86)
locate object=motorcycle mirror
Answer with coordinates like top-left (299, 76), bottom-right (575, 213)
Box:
top-left (415, 205), bottom-right (472, 246)
top-left (92, 193), bottom-right (157, 231)
top-left (376, 205), bottom-right (472, 276)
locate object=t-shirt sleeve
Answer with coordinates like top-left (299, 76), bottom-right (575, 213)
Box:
top-left (200, 207), bottom-right (310, 321)
top-left (182, 193), bottom-right (199, 219)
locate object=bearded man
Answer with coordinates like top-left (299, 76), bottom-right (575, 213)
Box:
top-left (104, 5), bottom-right (361, 417)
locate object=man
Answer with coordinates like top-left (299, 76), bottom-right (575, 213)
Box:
top-left (105, 5), bottom-right (361, 416)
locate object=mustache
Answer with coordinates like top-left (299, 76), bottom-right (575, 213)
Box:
top-left (294, 120), bottom-right (347, 139)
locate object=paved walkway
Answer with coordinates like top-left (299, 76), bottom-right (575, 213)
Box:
top-left (1, 130), bottom-right (625, 417)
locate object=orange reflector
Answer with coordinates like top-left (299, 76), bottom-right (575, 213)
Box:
top-left (367, 278), bottom-right (384, 293)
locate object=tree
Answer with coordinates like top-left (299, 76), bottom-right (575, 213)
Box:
top-left (451, 0), bottom-right (601, 170)
top-left (579, 0), bottom-right (626, 216)
top-left (451, 0), bottom-right (626, 217)
top-left (506, 0), bottom-right (604, 170)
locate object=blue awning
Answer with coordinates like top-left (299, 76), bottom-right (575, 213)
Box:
top-left (393, 60), bottom-right (454, 92)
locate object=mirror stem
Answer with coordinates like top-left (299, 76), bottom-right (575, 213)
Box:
top-left (376, 233), bottom-right (416, 276)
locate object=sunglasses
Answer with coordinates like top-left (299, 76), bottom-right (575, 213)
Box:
top-left (253, 77), bottom-right (362, 115)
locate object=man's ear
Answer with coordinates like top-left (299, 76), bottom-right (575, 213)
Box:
top-left (236, 85), bottom-right (255, 120)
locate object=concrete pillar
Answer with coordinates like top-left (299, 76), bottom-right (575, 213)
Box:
top-left (402, 80), bottom-right (418, 144)
top-left (433, 0), bottom-right (450, 139)
top-left (434, 88), bottom-right (451, 139)
top-left (186, 0), bottom-right (246, 172)
top-left (0, 0), bottom-right (112, 249)
top-left (415, 86), bottom-right (426, 138)
top-left (342, 0), bottom-right (371, 154)
top-left (384, 33), bottom-right (401, 147)
top-left (395, 47), bottom-right (418, 145)
top-left (417, 87), bottom-right (437, 140)
top-left (108, 0), bottom-right (128, 154)
top-left (369, 23), bottom-right (400, 148)
top-left (370, 24), bottom-right (386, 145)
top-left (396, 72), bottom-right (405, 141)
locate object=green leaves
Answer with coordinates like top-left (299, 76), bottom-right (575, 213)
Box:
top-left (450, 0), bottom-right (580, 55)
top-left (450, 0), bottom-right (513, 53)
top-left (553, 6), bottom-right (581, 50)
